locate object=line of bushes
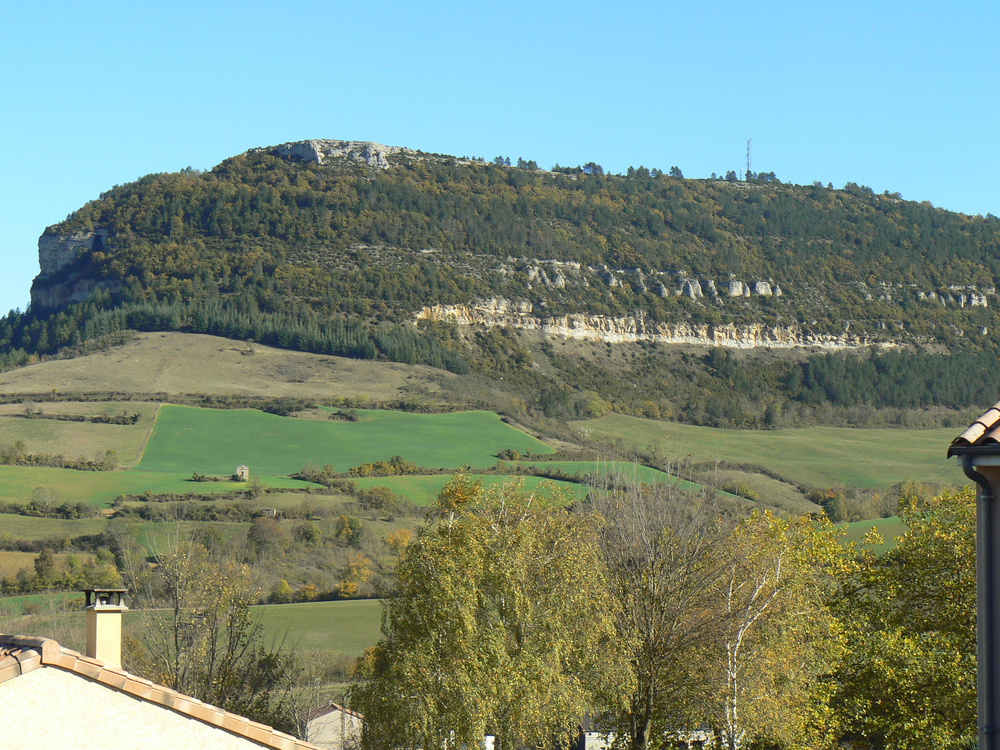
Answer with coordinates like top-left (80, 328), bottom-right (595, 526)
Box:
top-left (0, 440), bottom-right (117, 471)
top-left (23, 410), bottom-right (140, 425)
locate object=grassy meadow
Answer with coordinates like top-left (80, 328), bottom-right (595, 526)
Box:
top-left (0, 595), bottom-right (383, 666)
top-left (0, 332), bottom-right (454, 402)
top-left (0, 514), bottom-right (107, 540)
top-left (842, 516), bottom-right (908, 555)
top-left (136, 406), bottom-right (553, 475)
top-left (0, 402), bottom-right (159, 467)
top-left (0, 551), bottom-right (95, 577)
top-left (0, 464), bottom-right (312, 507)
top-left (573, 413), bottom-right (960, 489)
top-left (258, 599), bottom-right (383, 659)
top-left (352, 473), bottom-right (587, 506)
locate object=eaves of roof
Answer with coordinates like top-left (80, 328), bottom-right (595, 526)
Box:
top-left (304, 701), bottom-right (364, 724)
top-left (0, 634), bottom-right (322, 750)
top-left (948, 399), bottom-right (1000, 457)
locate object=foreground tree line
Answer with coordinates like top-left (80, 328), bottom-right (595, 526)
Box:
top-left (354, 476), bottom-right (975, 750)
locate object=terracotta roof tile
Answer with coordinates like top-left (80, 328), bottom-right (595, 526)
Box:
top-left (246, 724), bottom-right (278, 744)
top-left (96, 668), bottom-right (129, 690)
top-left (0, 658), bottom-right (23, 684)
top-left (948, 400), bottom-right (1000, 456)
top-left (0, 633), bottom-right (326, 750)
top-left (222, 714), bottom-right (252, 735)
top-left (123, 675), bottom-right (155, 699)
top-left (12, 650), bottom-right (41, 671)
top-left (52, 651), bottom-right (78, 670)
top-left (73, 658), bottom-right (103, 680)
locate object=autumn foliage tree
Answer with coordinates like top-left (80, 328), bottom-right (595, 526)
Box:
top-left (590, 481), bottom-right (736, 750)
top-left (353, 476), bottom-right (631, 750)
top-left (708, 513), bottom-right (844, 750)
top-left (124, 540), bottom-right (303, 734)
top-left (832, 487), bottom-right (976, 749)
top-left (590, 471), bottom-right (843, 750)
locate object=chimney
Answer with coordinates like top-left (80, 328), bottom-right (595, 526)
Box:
top-left (84, 588), bottom-right (127, 669)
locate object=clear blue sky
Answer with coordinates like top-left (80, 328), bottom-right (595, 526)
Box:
top-left (2, 0), bottom-right (998, 313)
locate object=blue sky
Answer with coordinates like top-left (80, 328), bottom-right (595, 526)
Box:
top-left (2, 1), bottom-right (998, 312)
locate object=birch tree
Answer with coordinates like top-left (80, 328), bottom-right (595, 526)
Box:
top-left (353, 476), bottom-right (631, 750)
top-left (710, 513), bottom-right (843, 750)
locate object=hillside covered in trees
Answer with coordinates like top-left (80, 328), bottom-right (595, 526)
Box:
top-left (6, 140), bottom-right (1000, 427)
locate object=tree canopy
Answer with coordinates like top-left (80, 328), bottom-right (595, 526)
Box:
top-left (353, 475), bottom-right (631, 750)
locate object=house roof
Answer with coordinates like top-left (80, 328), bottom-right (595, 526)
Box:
top-left (0, 633), bottom-right (322, 750)
top-left (948, 399), bottom-right (1000, 457)
top-left (303, 701), bottom-right (364, 725)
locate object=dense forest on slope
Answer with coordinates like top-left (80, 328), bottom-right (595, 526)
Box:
top-left (6, 143), bottom-right (1000, 426)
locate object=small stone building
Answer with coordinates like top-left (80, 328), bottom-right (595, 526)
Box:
top-left (236, 465), bottom-right (251, 481)
top-left (305, 702), bottom-right (363, 750)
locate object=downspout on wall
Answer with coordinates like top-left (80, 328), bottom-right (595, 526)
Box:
top-left (950, 446), bottom-right (1000, 750)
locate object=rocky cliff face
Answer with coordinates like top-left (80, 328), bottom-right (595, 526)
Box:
top-left (251, 139), bottom-right (429, 168)
top-left (251, 139), bottom-right (491, 169)
top-left (416, 298), bottom-right (879, 349)
top-left (30, 229), bottom-right (120, 310)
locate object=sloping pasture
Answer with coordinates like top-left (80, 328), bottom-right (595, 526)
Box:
top-left (0, 465), bottom-right (311, 507)
top-left (136, 406), bottom-right (554, 475)
top-left (0, 402), bottom-right (158, 467)
top-left (352, 474), bottom-right (586, 506)
top-left (257, 599), bottom-right (383, 659)
top-left (0, 514), bottom-right (107, 540)
top-left (573, 413), bottom-right (958, 489)
top-left (842, 516), bottom-right (908, 554)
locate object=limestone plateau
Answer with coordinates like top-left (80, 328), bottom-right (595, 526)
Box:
top-left (26, 138), bottom-right (1000, 355)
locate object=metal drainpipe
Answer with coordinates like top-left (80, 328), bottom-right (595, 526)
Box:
top-left (963, 452), bottom-right (997, 750)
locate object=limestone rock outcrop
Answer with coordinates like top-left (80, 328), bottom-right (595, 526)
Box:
top-left (37, 230), bottom-right (106, 276)
top-left (252, 140), bottom-right (420, 168)
top-left (416, 298), bottom-right (877, 350)
top-left (31, 229), bottom-right (120, 310)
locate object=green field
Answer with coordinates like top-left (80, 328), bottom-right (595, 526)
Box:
top-left (0, 551), bottom-right (95, 576)
top-left (0, 514), bottom-right (107, 540)
top-left (257, 599), bottom-right (383, 658)
top-left (132, 520), bottom-right (253, 552)
top-left (0, 591), bottom-right (84, 613)
top-left (0, 596), bottom-right (384, 663)
top-left (842, 516), bottom-right (908, 554)
top-left (0, 465), bottom-right (312, 507)
top-left (0, 402), bottom-right (159, 468)
top-left (246, 490), bottom-right (351, 511)
top-left (512, 460), bottom-right (707, 489)
top-left (353, 474), bottom-right (587, 506)
top-left (694, 469), bottom-right (815, 515)
top-left (137, 406), bottom-right (554, 476)
top-left (574, 413), bottom-right (960, 489)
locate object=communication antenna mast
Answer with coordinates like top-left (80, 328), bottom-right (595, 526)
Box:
top-left (746, 137), bottom-right (752, 178)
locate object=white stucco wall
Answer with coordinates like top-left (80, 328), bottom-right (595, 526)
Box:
top-left (0, 667), bottom-right (271, 750)
top-left (307, 709), bottom-right (363, 750)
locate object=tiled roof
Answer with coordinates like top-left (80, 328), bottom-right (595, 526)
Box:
top-left (0, 633), bottom-right (323, 750)
top-left (948, 399), bottom-right (1000, 456)
top-left (304, 701), bottom-right (364, 724)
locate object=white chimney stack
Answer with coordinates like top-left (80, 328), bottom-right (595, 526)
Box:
top-left (84, 587), bottom-right (127, 669)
